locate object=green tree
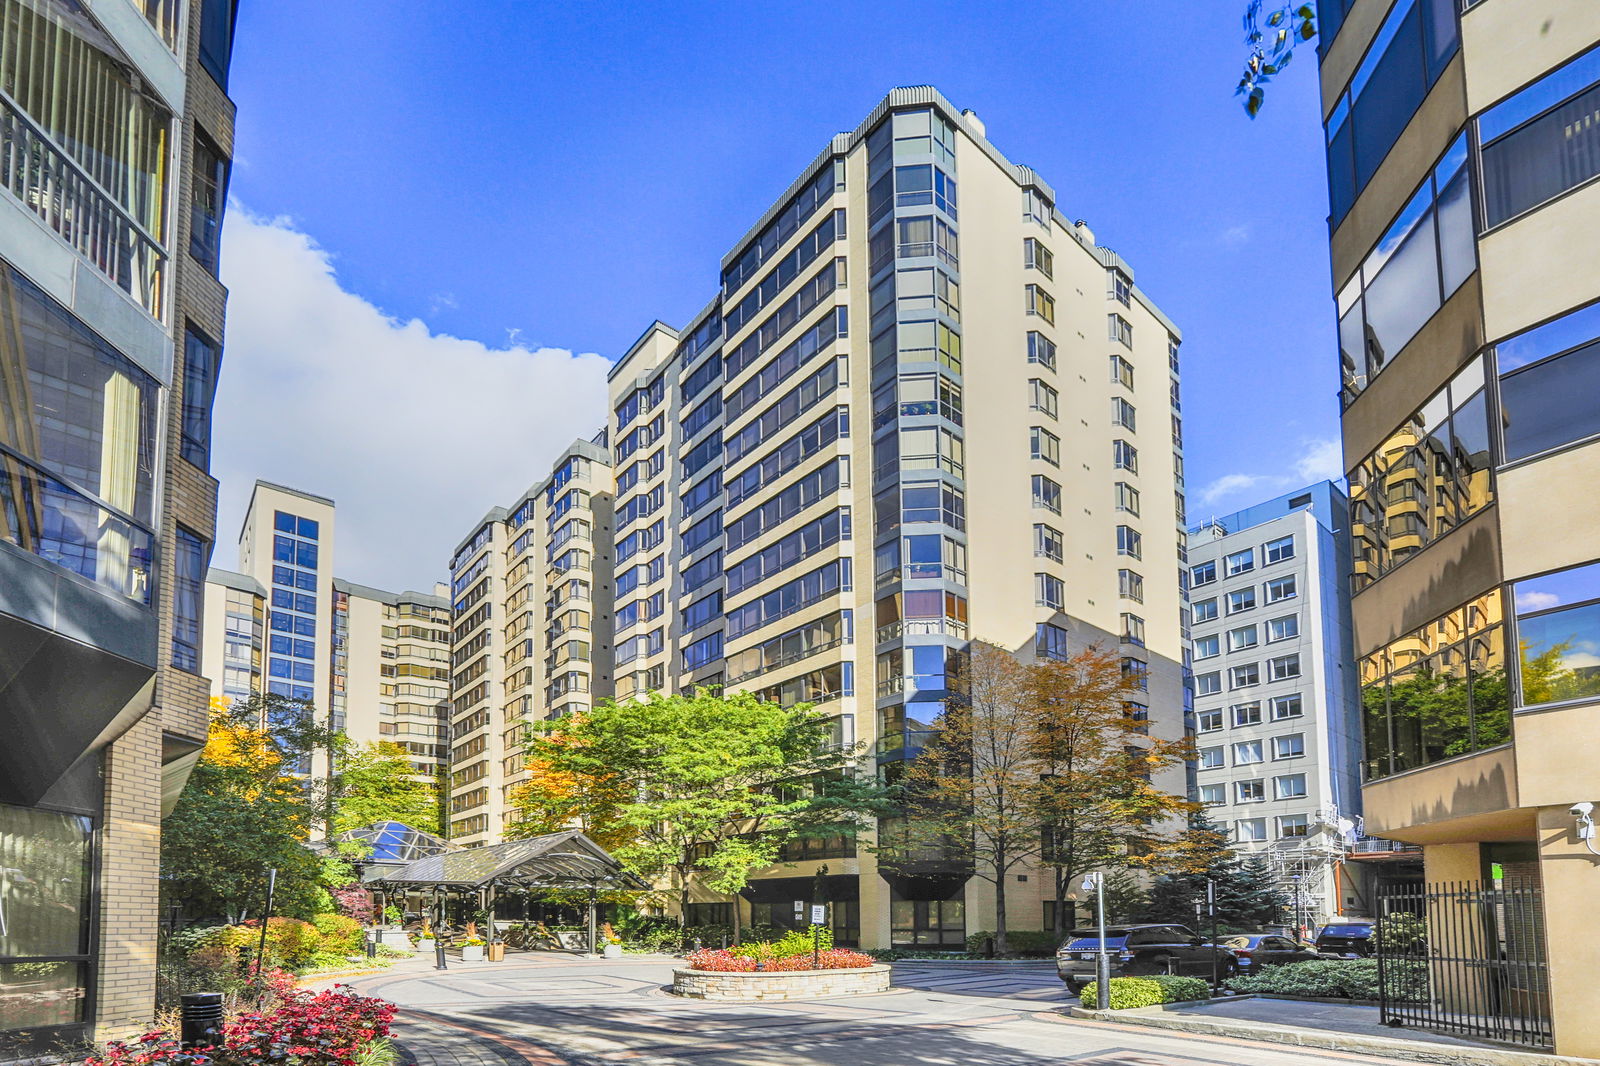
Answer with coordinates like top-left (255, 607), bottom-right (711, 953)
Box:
top-left (523, 690), bottom-right (891, 939)
top-left (330, 740), bottom-right (441, 834)
top-left (1140, 812), bottom-right (1290, 930)
top-left (1237, 1), bottom-right (1318, 117)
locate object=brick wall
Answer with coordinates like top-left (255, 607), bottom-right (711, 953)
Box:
top-left (93, 715), bottom-right (163, 1039)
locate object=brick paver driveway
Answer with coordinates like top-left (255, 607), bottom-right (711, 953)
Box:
top-left (327, 953), bottom-right (1419, 1066)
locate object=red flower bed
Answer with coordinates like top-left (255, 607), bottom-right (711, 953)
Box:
top-left (684, 948), bottom-right (875, 972)
top-left (88, 981), bottom-right (396, 1066)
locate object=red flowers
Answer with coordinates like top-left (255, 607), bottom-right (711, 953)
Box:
top-left (684, 948), bottom-right (875, 972)
top-left (88, 982), bottom-right (396, 1066)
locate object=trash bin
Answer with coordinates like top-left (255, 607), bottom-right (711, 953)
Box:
top-left (487, 941), bottom-right (506, 962)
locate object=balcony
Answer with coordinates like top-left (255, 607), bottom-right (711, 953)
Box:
top-left (875, 618), bottom-right (968, 643)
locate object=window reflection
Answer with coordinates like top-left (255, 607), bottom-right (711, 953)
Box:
top-left (1513, 560), bottom-right (1600, 707)
top-left (1361, 591), bottom-right (1509, 779)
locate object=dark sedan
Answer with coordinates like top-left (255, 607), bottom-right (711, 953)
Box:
top-left (1315, 921), bottom-right (1376, 958)
top-left (1057, 924), bottom-right (1239, 987)
top-left (1213, 933), bottom-right (1322, 969)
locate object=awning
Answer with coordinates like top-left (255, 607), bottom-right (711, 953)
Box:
top-left (366, 829), bottom-right (647, 892)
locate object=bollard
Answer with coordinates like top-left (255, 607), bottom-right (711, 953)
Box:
top-left (180, 992), bottom-right (223, 1048)
top-left (435, 941), bottom-right (448, 970)
top-left (366, 937), bottom-right (376, 960)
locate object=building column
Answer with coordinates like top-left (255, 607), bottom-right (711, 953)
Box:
top-left (1537, 805), bottom-right (1600, 1058)
top-left (94, 715), bottom-right (163, 1040)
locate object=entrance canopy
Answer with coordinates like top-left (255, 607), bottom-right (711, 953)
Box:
top-left (367, 829), bottom-right (646, 893)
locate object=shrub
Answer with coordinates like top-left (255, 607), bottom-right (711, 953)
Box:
top-left (964, 930), bottom-right (1058, 956)
top-left (1223, 958), bottom-right (1427, 1001)
top-left (1080, 975), bottom-right (1210, 1010)
top-left (313, 914), bottom-right (364, 955)
top-left (684, 947), bottom-right (875, 972)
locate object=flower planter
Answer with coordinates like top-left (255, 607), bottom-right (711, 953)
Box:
top-left (460, 945), bottom-right (485, 962)
top-left (603, 943), bottom-right (623, 960)
top-left (414, 938), bottom-right (436, 954)
top-left (376, 929), bottom-right (415, 952)
top-left (673, 964), bottom-right (891, 1001)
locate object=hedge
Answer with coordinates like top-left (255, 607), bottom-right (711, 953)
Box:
top-left (964, 930), bottom-right (1058, 956)
top-left (1223, 958), bottom-right (1427, 1000)
top-left (1079, 975), bottom-right (1211, 1010)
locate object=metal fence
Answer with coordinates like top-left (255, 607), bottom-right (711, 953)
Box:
top-left (1375, 880), bottom-right (1552, 1050)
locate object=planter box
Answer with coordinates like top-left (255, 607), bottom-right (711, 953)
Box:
top-left (376, 929), bottom-right (414, 952)
top-left (673, 965), bottom-right (891, 1001)
top-left (414, 939), bottom-right (436, 954)
top-left (461, 946), bottom-right (485, 962)
top-left (602, 944), bottom-right (622, 960)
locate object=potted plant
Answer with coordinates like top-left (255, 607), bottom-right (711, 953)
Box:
top-left (415, 919), bottom-right (436, 954)
top-left (601, 922), bottom-right (623, 960)
top-left (460, 936), bottom-right (486, 962)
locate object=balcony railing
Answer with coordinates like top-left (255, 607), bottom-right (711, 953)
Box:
top-left (0, 95), bottom-right (165, 317)
top-left (875, 618), bottom-right (968, 643)
top-left (0, 445), bottom-right (154, 604)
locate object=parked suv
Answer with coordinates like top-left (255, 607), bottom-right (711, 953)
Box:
top-left (1056, 924), bottom-right (1240, 988)
top-left (1314, 920), bottom-right (1376, 958)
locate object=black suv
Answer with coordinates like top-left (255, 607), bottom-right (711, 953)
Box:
top-left (1314, 921), bottom-right (1375, 958)
top-left (1057, 924), bottom-right (1239, 987)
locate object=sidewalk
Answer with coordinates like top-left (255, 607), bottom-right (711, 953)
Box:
top-left (1066, 995), bottom-right (1600, 1066)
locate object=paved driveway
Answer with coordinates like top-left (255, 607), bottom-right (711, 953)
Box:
top-left (328, 953), bottom-right (1418, 1066)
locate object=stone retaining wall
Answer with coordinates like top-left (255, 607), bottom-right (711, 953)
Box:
top-left (672, 965), bottom-right (892, 1001)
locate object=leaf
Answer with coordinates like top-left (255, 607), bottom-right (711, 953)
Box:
top-left (1278, 49), bottom-right (1294, 69)
top-left (1300, 18), bottom-right (1318, 39)
top-left (1297, 3), bottom-right (1316, 18)
top-left (1266, 9), bottom-right (1284, 25)
top-left (1245, 88), bottom-right (1265, 118)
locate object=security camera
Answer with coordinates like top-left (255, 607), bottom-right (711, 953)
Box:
top-left (1572, 802), bottom-right (1595, 818)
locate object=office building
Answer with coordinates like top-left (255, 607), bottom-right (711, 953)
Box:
top-left (0, 0), bottom-right (239, 1049)
top-left (1187, 482), bottom-right (1364, 924)
top-left (205, 482), bottom-right (451, 781)
top-left (1318, 0), bottom-right (1600, 1053)
top-left (447, 88), bottom-right (1190, 947)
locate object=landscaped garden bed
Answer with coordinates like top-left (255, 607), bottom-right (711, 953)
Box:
top-left (672, 930), bottom-right (888, 1000)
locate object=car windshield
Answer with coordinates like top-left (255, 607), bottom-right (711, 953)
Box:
top-left (1063, 927), bottom-right (1131, 949)
top-left (1322, 924), bottom-right (1373, 936)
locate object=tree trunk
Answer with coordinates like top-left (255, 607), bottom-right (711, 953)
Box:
top-left (1054, 866), bottom-right (1070, 940)
top-left (730, 892), bottom-right (742, 945)
top-left (994, 852), bottom-right (1009, 956)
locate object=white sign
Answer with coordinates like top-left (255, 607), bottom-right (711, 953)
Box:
top-left (793, 900), bottom-right (805, 917)
top-left (810, 904), bottom-right (826, 925)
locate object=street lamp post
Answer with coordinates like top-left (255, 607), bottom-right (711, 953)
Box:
top-left (1082, 872), bottom-right (1109, 1012)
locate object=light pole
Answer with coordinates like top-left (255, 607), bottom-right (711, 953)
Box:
top-left (1082, 872), bottom-right (1109, 1011)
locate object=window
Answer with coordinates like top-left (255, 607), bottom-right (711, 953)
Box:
top-left (1267, 654), bottom-right (1301, 681)
top-left (1023, 186), bottom-right (1053, 226)
top-left (1027, 331), bottom-right (1057, 370)
top-left (1275, 774), bottom-right (1307, 800)
top-left (1236, 818), bottom-right (1267, 842)
top-left (1233, 740), bottom-right (1264, 765)
top-left (1273, 734), bottom-right (1305, 760)
top-left (1278, 814), bottom-right (1310, 838)
top-left (1116, 525), bottom-right (1142, 559)
top-left (180, 327), bottom-right (221, 469)
top-left (1112, 397), bottom-right (1137, 431)
top-left (1199, 783), bottom-right (1225, 805)
top-left (1230, 663), bottom-right (1260, 689)
top-left (1190, 561), bottom-right (1217, 587)
top-left (1514, 560), bottom-right (1600, 707)
top-left (1232, 701), bottom-right (1262, 727)
top-left (190, 134), bottom-right (229, 272)
top-left (1110, 354), bottom-right (1134, 389)
top-left (1032, 475), bottom-right (1062, 514)
top-left (1035, 573), bottom-right (1065, 609)
top-left (1121, 612), bottom-right (1145, 646)
top-left (1113, 439), bottom-right (1138, 473)
top-left (1225, 549), bottom-right (1255, 576)
top-left (1030, 426), bottom-right (1060, 465)
top-left (1193, 598), bottom-right (1218, 623)
top-left (171, 527), bottom-right (208, 671)
top-left (1235, 780), bottom-right (1265, 803)
top-left (1035, 621), bottom-right (1068, 661)
top-left (1108, 268), bottom-right (1131, 307)
top-left (1480, 45), bottom-right (1600, 228)
top-left (1196, 672), bottom-right (1221, 696)
top-left (1264, 535), bottom-right (1295, 564)
top-left (1115, 482), bottom-right (1140, 516)
top-left (1024, 237), bottom-right (1053, 278)
top-left (1195, 635), bottom-right (1220, 659)
top-left (1496, 301), bottom-right (1600, 463)
top-left (1266, 575), bottom-right (1298, 602)
top-left (1226, 587), bottom-right (1257, 614)
top-left (1034, 523), bottom-right (1063, 562)
top-left (682, 592), bottom-right (723, 632)
top-left (198, 0), bottom-right (237, 88)
top-left (1199, 746), bottom-right (1224, 769)
top-left (1026, 284), bottom-right (1056, 324)
top-left (1267, 615), bottom-right (1299, 642)
top-left (1228, 625), bottom-right (1259, 652)
top-left (1198, 709), bottom-right (1223, 733)
top-left (1271, 694), bottom-right (1303, 720)
top-left (1118, 569), bottom-right (1143, 603)
top-left (1108, 313), bottom-right (1133, 347)
top-left (1029, 378), bottom-right (1058, 419)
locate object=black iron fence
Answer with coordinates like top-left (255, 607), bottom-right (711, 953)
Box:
top-left (1374, 880), bottom-right (1552, 1050)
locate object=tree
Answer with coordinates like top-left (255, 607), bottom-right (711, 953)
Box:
top-left (1140, 812), bottom-right (1290, 930)
top-left (329, 740), bottom-right (441, 834)
top-left (1237, 1), bottom-right (1318, 117)
top-left (161, 697), bottom-right (325, 922)
top-left (1026, 647), bottom-right (1197, 939)
top-left (521, 690), bottom-right (891, 939)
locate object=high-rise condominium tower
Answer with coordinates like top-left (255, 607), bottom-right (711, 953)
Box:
top-left (1186, 482), bottom-right (1363, 925)
top-left (0, 0), bottom-right (239, 1049)
top-left (448, 88), bottom-right (1188, 948)
top-left (1318, 0), bottom-right (1600, 1053)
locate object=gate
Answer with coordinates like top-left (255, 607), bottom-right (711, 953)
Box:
top-left (1374, 881), bottom-right (1552, 1050)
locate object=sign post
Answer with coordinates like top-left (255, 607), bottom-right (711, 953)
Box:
top-left (1082, 873), bottom-right (1109, 1012)
top-left (810, 904), bottom-right (826, 970)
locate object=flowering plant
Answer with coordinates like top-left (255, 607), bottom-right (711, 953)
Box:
top-left (459, 936), bottom-right (486, 947)
top-left (684, 947), bottom-right (874, 972)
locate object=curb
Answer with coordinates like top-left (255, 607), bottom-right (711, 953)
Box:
top-left (1064, 999), bottom-right (1600, 1066)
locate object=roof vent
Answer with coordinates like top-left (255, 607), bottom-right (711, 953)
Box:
top-left (1075, 218), bottom-right (1096, 245)
top-left (961, 109), bottom-right (986, 137)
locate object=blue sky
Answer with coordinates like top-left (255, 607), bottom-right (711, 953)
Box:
top-left (215, 0), bottom-right (1340, 588)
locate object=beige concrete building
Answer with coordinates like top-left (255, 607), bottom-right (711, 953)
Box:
top-left (0, 0), bottom-right (240, 1049)
top-left (1318, 0), bottom-right (1600, 1053)
top-left (447, 88), bottom-right (1190, 948)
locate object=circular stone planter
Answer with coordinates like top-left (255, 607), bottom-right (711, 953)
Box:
top-left (672, 964), bottom-right (891, 1001)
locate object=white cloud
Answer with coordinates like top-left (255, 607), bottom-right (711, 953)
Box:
top-left (213, 208), bottom-right (612, 591)
top-left (1517, 591), bottom-right (1562, 612)
top-left (1196, 438), bottom-right (1345, 512)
